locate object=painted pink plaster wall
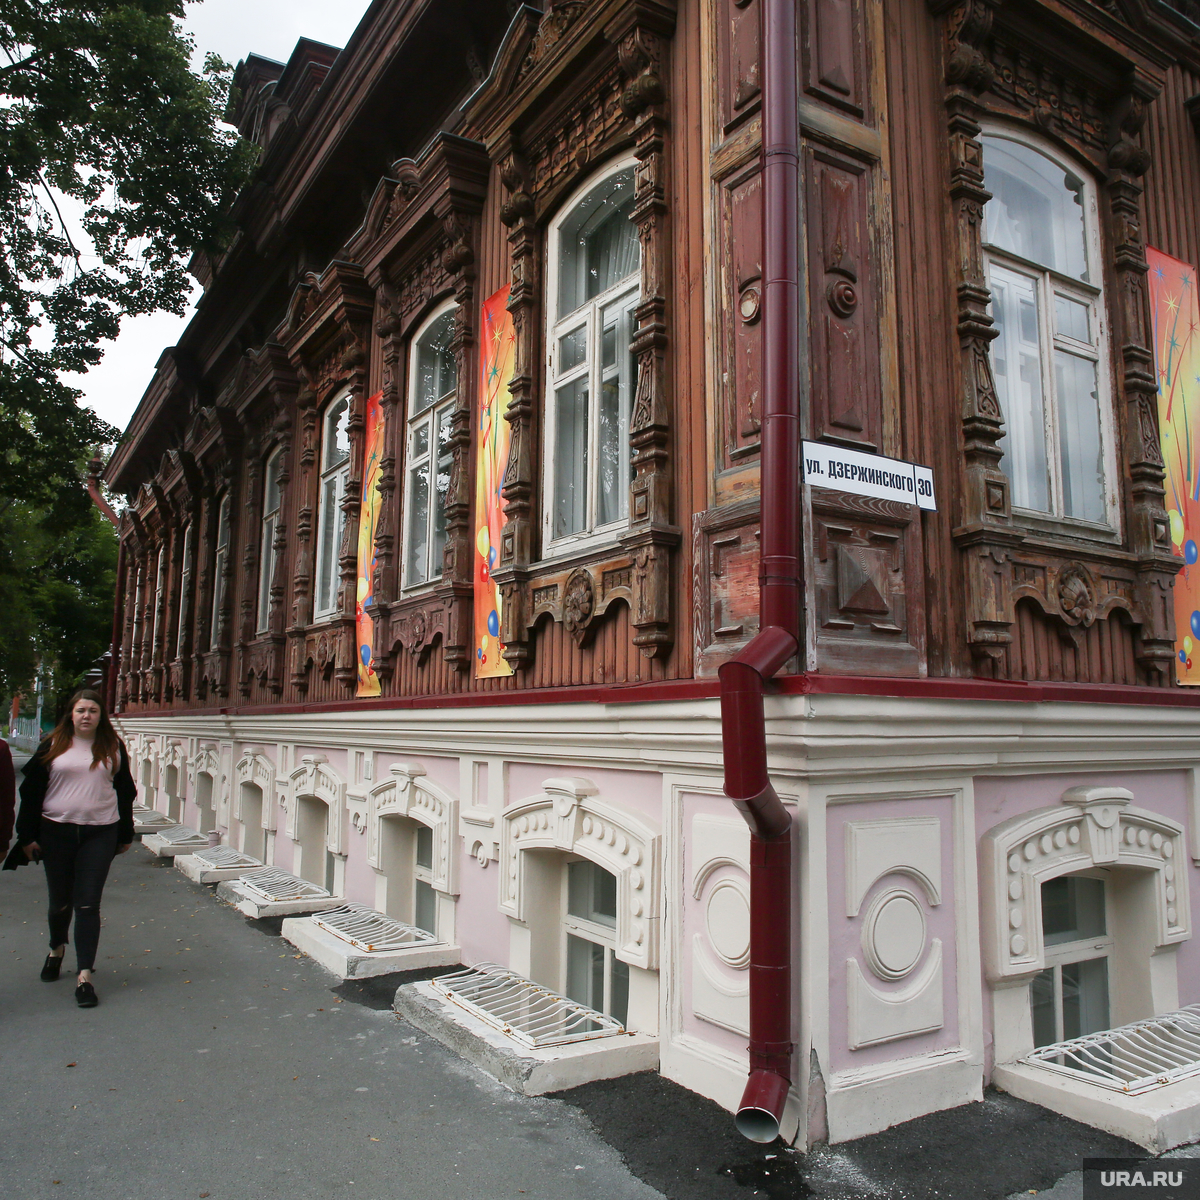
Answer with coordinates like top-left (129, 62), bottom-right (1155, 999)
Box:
top-left (825, 795), bottom-right (960, 1073)
top-left (342, 837), bottom-right (376, 905)
top-left (679, 790), bottom-right (754, 1060)
top-left (374, 752), bottom-right (460, 797)
top-left (454, 847), bottom-right (510, 967)
top-left (270, 820), bottom-right (293, 872)
top-left (975, 769), bottom-right (1197, 1075)
top-left (506, 763), bottom-right (662, 825)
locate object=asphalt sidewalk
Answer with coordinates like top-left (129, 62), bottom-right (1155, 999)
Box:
top-left (0, 841), bottom-right (663, 1200)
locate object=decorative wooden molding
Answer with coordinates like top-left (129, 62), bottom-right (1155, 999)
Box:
top-left (356, 132), bottom-right (491, 676)
top-left (928, 0), bottom-right (1179, 682)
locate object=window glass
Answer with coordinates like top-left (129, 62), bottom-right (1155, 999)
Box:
top-left (257, 448), bottom-right (282, 634)
top-left (568, 860), bottom-right (617, 927)
top-left (416, 824), bottom-right (434, 871)
top-left (983, 137), bottom-right (1088, 282)
top-left (545, 164), bottom-right (640, 551)
top-left (315, 395), bottom-right (352, 617)
top-left (983, 133), bottom-right (1109, 528)
top-left (209, 495), bottom-right (231, 651)
top-left (1042, 875), bottom-right (1106, 946)
top-left (557, 169), bottom-right (639, 318)
top-left (414, 311), bottom-right (456, 414)
top-left (176, 524), bottom-right (193, 648)
top-left (405, 307), bottom-right (457, 588)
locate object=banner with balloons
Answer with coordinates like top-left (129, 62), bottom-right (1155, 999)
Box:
top-left (474, 286), bottom-right (515, 678)
top-left (1147, 247), bottom-right (1200, 684)
top-left (355, 390), bottom-right (385, 697)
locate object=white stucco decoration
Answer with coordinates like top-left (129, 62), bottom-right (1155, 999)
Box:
top-left (500, 777), bottom-right (661, 971)
top-left (862, 887), bottom-right (927, 981)
top-left (187, 745), bottom-right (221, 794)
top-left (847, 942), bottom-right (944, 1049)
top-left (845, 816), bottom-right (942, 916)
top-left (285, 754), bottom-right (347, 855)
top-left (980, 786), bottom-right (1190, 983)
top-left (366, 763), bottom-right (459, 895)
top-left (233, 750), bottom-right (276, 831)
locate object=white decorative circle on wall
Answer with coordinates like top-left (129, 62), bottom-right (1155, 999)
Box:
top-left (862, 887), bottom-right (927, 981)
top-left (706, 880), bottom-right (751, 970)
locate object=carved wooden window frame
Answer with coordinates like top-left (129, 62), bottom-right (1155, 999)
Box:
top-left (312, 389), bottom-right (353, 622)
top-left (928, 0), bottom-right (1179, 680)
top-left (256, 445), bottom-right (284, 634)
top-left (541, 155), bottom-right (643, 559)
top-left (209, 491), bottom-right (232, 653)
top-left (979, 123), bottom-right (1121, 538)
top-left (401, 298), bottom-right (459, 593)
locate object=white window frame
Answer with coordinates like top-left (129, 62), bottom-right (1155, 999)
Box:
top-left (562, 856), bottom-right (628, 1023)
top-left (1030, 869), bottom-right (1114, 1048)
top-left (982, 127), bottom-right (1120, 535)
top-left (402, 302), bottom-right (457, 591)
top-left (414, 823), bottom-right (437, 936)
top-left (257, 446), bottom-right (283, 634)
top-left (313, 391), bottom-right (352, 621)
top-left (541, 157), bottom-right (641, 559)
top-left (209, 494), bottom-right (230, 652)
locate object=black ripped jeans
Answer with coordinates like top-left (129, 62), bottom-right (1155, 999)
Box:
top-left (39, 819), bottom-right (119, 972)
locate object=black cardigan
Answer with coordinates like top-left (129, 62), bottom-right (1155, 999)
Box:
top-left (14, 739), bottom-right (136, 847)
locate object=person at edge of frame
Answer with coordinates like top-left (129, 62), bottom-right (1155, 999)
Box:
top-left (4, 688), bottom-right (136, 1007)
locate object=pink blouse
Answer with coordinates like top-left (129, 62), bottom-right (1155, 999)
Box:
top-left (41, 739), bottom-right (118, 826)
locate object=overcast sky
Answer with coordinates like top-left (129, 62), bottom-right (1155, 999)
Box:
top-left (69, 0), bottom-right (374, 436)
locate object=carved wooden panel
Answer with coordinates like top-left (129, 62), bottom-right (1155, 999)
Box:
top-left (715, 154), bottom-right (763, 465)
top-left (810, 491), bottom-right (924, 676)
top-left (692, 500), bottom-right (762, 677)
top-left (715, 0), bottom-right (761, 137)
top-left (805, 145), bottom-right (881, 451)
top-left (802, 0), bottom-right (868, 119)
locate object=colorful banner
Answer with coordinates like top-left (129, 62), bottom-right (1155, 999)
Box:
top-left (355, 390), bottom-right (385, 697)
top-left (474, 286), bottom-right (516, 678)
top-left (1148, 248), bottom-right (1200, 684)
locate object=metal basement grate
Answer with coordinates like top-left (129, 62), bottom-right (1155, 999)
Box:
top-left (156, 825), bottom-right (207, 847)
top-left (133, 809), bottom-right (176, 828)
top-left (1022, 1005), bottom-right (1200, 1094)
top-left (313, 904), bottom-right (441, 953)
top-left (429, 962), bottom-right (625, 1049)
top-left (238, 867), bottom-right (331, 903)
top-left (192, 846), bottom-right (262, 869)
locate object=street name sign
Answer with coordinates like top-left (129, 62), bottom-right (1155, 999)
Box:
top-left (802, 440), bottom-right (936, 511)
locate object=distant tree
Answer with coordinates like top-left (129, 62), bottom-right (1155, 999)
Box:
top-left (0, 471), bottom-right (118, 709)
top-left (0, 0), bottom-right (255, 505)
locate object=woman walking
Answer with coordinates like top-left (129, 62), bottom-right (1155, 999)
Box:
top-left (14, 689), bottom-right (136, 1007)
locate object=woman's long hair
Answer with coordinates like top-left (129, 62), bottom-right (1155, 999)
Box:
top-left (38, 689), bottom-right (121, 771)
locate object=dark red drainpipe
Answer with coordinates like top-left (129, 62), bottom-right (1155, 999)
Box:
top-left (87, 453), bottom-right (119, 528)
top-left (720, 0), bottom-right (802, 1143)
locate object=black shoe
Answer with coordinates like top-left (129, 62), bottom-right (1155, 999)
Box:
top-left (75, 981), bottom-right (98, 1008)
top-left (40, 954), bottom-right (63, 982)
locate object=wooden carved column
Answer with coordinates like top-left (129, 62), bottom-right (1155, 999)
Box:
top-left (265, 404), bottom-right (294, 694)
top-left (1106, 83), bottom-right (1178, 682)
top-left (289, 384), bottom-right (320, 692)
top-left (612, 5), bottom-right (680, 659)
top-left (117, 515), bottom-right (144, 708)
top-left (211, 463), bottom-right (238, 699)
top-left (237, 448), bottom-right (265, 696)
top-left (335, 338), bottom-right (371, 690)
top-left (371, 290), bottom-right (403, 618)
top-left (932, 0), bottom-right (1021, 669)
top-left (436, 207), bottom-right (480, 670)
top-left (495, 135), bottom-right (539, 670)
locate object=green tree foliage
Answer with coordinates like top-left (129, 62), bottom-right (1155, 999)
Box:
top-left (0, 474), bottom-right (118, 709)
top-left (0, 0), bottom-right (255, 507)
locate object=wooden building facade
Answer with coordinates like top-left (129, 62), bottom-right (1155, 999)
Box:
top-left (106, 0), bottom-right (1200, 1150)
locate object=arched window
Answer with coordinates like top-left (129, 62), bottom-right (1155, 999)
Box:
top-left (314, 393), bottom-right (351, 619)
top-left (209, 493), bottom-right (230, 651)
top-left (404, 305), bottom-right (456, 588)
top-left (256, 446), bottom-right (282, 633)
top-left (543, 161), bottom-right (641, 552)
top-left (982, 132), bottom-right (1114, 528)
